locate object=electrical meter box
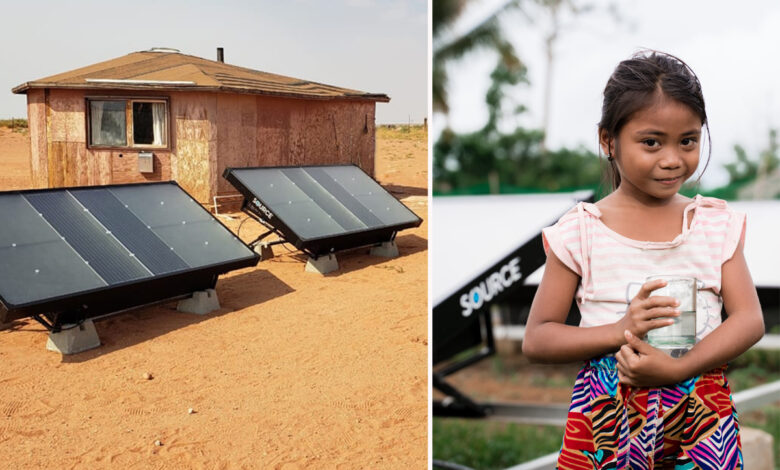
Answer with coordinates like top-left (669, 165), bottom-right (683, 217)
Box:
top-left (138, 152), bottom-right (154, 173)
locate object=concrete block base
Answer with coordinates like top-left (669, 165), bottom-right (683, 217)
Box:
top-left (305, 254), bottom-right (339, 274)
top-left (742, 426), bottom-right (774, 469)
top-left (46, 319), bottom-right (101, 354)
top-left (177, 289), bottom-right (220, 315)
top-left (254, 242), bottom-right (275, 260)
top-left (369, 241), bottom-right (399, 258)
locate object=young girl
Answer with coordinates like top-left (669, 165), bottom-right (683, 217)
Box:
top-left (522, 51), bottom-right (764, 469)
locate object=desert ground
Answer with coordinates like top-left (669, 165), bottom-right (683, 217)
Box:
top-left (0, 125), bottom-right (428, 469)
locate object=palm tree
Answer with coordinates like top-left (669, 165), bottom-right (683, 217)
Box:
top-left (432, 0), bottom-right (522, 114)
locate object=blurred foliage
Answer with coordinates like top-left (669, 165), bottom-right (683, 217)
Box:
top-left (670, 130), bottom-right (780, 200)
top-left (725, 130), bottom-right (778, 186)
top-left (432, 418), bottom-right (562, 469)
top-left (433, 33), bottom-right (607, 197)
top-left (433, 0), bottom-right (612, 197)
top-left (434, 126), bottom-right (606, 196)
top-left (433, 0), bottom-right (521, 113)
top-left (710, 129), bottom-right (780, 200)
top-left (433, 0), bottom-right (468, 37)
top-left (730, 348), bottom-right (780, 378)
top-left (435, 85), bottom-right (779, 199)
top-left (433, 0), bottom-right (775, 199)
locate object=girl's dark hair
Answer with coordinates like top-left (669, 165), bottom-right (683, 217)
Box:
top-left (599, 50), bottom-right (711, 189)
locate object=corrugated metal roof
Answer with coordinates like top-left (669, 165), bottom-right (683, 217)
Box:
top-left (12, 50), bottom-right (390, 102)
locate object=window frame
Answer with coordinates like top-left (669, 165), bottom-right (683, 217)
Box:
top-left (85, 96), bottom-right (171, 150)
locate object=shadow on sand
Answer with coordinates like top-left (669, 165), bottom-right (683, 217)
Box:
top-left (55, 268), bottom-right (294, 363)
top-left (20, 233), bottom-right (426, 362)
top-left (279, 233), bottom-right (427, 277)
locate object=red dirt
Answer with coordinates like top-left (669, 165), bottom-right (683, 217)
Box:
top-left (0, 128), bottom-right (32, 190)
top-left (0, 127), bottom-right (428, 469)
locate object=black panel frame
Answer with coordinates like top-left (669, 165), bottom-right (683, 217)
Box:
top-left (0, 181), bottom-right (259, 324)
top-left (432, 192), bottom-right (595, 418)
top-left (223, 165), bottom-right (423, 258)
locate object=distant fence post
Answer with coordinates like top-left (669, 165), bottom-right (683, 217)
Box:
top-left (424, 118), bottom-right (428, 130)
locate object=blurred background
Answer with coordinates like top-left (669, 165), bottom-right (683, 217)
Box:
top-left (434, 0), bottom-right (780, 198)
top-left (432, 1), bottom-right (780, 468)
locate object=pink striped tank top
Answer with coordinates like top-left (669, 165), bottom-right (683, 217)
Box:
top-left (541, 195), bottom-right (746, 341)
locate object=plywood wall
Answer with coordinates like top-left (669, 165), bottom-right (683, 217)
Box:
top-left (254, 96), bottom-right (293, 167)
top-left (109, 149), bottom-right (172, 185)
top-left (172, 92), bottom-right (216, 203)
top-left (215, 94), bottom-right (259, 195)
top-left (215, 94), bottom-right (377, 196)
top-left (26, 89), bottom-right (48, 188)
top-left (46, 90), bottom-right (89, 188)
top-left (302, 100), bottom-right (376, 173)
top-left (32, 89), bottom-right (176, 191)
top-left (25, 89), bottom-right (378, 203)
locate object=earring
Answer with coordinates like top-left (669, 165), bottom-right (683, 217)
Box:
top-left (607, 154), bottom-right (614, 162)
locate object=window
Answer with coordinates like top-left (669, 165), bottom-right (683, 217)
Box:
top-left (88, 98), bottom-right (168, 148)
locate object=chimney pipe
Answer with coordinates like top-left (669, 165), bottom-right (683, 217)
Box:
top-left (217, 47), bottom-right (224, 63)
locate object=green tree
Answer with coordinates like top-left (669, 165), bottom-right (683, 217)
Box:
top-left (724, 130), bottom-right (779, 185)
top-left (434, 55), bottom-right (605, 195)
top-left (433, 0), bottom-right (614, 196)
top-left (433, 0), bottom-right (521, 114)
top-left (434, 50), bottom-right (537, 193)
top-left (704, 129), bottom-right (780, 200)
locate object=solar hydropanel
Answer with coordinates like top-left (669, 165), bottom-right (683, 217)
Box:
top-left (71, 188), bottom-right (190, 275)
top-left (0, 182), bottom-right (259, 326)
top-left (223, 165), bottom-right (422, 256)
top-left (26, 191), bottom-right (152, 285)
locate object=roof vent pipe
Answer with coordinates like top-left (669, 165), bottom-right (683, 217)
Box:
top-left (217, 47), bottom-right (224, 63)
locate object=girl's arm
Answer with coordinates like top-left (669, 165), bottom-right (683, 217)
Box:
top-left (616, 239), bottom-right (764, 386)
top-left (523, 250), bottom-right (625, 362)
top-left (524, 250), bottom-right (680, 363)
top-left (678, 238), bottom-right (764, 375)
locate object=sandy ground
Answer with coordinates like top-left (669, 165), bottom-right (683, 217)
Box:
top-left (0, 126), bottom-right (428, 469)
top-left (0, 128), bottom-right (32, 190)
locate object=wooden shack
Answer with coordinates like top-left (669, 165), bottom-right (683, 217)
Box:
top-left (12, 48), bottom-right (390, 204)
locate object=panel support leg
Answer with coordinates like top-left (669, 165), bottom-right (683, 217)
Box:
top-left (370, 241), bottom-right (399, 258)
top-left (46, 319), bottom-right (101, 355)
top-left (254, 242), bottom-right (275, 260)
top-left (305, 254), bottom-right (339, 274)
top-left (177, 288), bottom-right (220, 315)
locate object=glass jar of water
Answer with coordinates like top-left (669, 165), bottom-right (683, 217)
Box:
top-left (645, 275), bottom-right (698, 358)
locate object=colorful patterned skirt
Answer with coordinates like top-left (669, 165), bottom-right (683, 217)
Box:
top-left (557, 356), bottom-right (742, 469)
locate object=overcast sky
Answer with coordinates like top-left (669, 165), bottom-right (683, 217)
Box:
top-left (437, 0), bottom-right (780, 189)
top-left (0, 0), bottom-right (426, 125)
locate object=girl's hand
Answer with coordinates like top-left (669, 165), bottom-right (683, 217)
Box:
top-left (615, 330), bottom-right (686, 387)
top-left (615, 279), bottom-right (680, 342)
